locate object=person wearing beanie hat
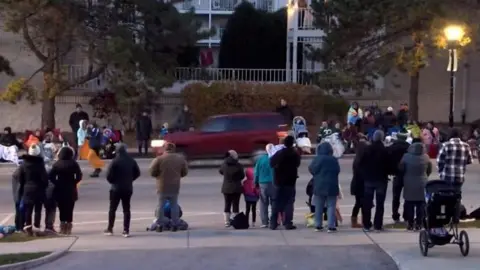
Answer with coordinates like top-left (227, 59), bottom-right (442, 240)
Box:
top-left (17, 144), bottom-right (48, 236)
top-left (386, 130), bottom-right (411, 223)
top-left (357, 129), bottom-right (390, 232)
top-left (269, 135), bottom-right (301, 230)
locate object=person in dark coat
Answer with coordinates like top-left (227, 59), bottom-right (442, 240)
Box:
top-left (175, 105), bottom-right (194, 132)
top-left (398, 142), bottom-right (432, 230)
top-left (0, 127), bottom-right (22, 149)
top-left (309, 143), bottom-right (340, 232)
top-left (34, 174), bottom-right (56, 233)
top-left (17, 145), bottom-right (48, 236)
top-left (275, 98), bottom-right (294, 123)
top-left (135, 111), bottom-right (152, 155)
top-left (104, 143), bottom-right (140, 238)
top-left (270, 135), bottom-right (301, 230)
top-left (387, 133), bottom-right (411, 223)
top-left (11, 168), bottom-right (23, 232)
top-left (350, 139), bottom-right (368, 228)
top-left (358, 130), bottom-right (390, 231)
top-left (49, 147), bottom-right (82, 235)
top-left (219, 150), bottom-right (245, 227)
top-left (68, 104), bottom-right (89, 150)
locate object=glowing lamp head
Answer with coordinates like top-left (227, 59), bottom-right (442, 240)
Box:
top-left (444, 25), bottom-right (465, 42)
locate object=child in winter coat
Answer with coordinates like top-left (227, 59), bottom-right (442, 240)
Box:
top-left (242, 167), bottom-right (259, 227)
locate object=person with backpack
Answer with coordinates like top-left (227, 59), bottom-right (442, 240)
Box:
top-left (243, 167), bottom-right (259, 227)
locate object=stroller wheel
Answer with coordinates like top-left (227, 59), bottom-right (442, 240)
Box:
top-left (459, 230), bottom-right (470, 256)
top-left (419, 230), bottom-right (429, 256)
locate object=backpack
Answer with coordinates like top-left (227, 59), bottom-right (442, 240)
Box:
top-left (230, 212), bottom-right (249, 229)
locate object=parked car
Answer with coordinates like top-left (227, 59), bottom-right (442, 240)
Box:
top-left (151, 112), bottom-right (288, 159)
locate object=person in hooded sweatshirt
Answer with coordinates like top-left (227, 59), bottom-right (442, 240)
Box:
top-left (219, 150), bottom-right (245, 227)
top-left (17, 144), bottom-right (48, 236)
top-left (386, 133), bottom-right (411, 223)
top-left (49, 147), bottom-right (82, 235)
top-left (104, 144), bottom-right (140, 237)
top-left (398, 142), bottom-right (432, 230)
top-left (254, 144), bottom-right (275, 228)
top-left (270, 135), bottom-right (301, 230)
top-left (77, 120), bottom-right (89, 160)
top-left (358, 130), bottom-right (390, 232)
top-left (308, 143), bottom-right (340, 232)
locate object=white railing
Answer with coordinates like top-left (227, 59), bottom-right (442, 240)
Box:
top-left (63, 65), bottom-right (107, 91)
top-left (180, 0), bottom-right (274, 12)
top-left (174, 67), bottom-right (316, 85)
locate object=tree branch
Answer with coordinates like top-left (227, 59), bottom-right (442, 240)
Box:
top-left (22, 23), bottom-right (47, 62)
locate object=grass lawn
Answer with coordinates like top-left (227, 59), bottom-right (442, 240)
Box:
top-left (0, 232), bottom-right (58, 243)
top-left (385, 219), bottom-right (480, 229)
top-left (0, 252), bottom-right (50, 265)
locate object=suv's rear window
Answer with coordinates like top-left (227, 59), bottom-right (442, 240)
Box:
top-left (253, 114), bottom-right (287, 129)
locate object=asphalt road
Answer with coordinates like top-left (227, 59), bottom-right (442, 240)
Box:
top-left (1, 159), bottom-right (479, 270)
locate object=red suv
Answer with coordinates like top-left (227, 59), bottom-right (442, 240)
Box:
top-left (152, 112), bottom-right (288, 159)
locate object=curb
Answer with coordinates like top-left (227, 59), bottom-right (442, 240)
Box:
top-left (0, 236), bottom-right (78, 270)
top-left (362, 231), bottom-right (404, 270)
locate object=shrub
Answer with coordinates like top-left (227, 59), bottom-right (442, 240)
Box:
top-left (182, 82), bottom-right (348, 126)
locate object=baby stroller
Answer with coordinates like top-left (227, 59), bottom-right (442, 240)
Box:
top-left (419, 180), bottom-right (469, 257)
top-left (292, 116), bottom-right (312, 154)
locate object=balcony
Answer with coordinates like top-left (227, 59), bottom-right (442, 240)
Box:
top-left (179, 0), bottom-right (274, 13)
top-left (287, 7), bottom-right (324, 38)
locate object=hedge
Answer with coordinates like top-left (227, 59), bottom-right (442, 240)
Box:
top-left (182, 82), bottom-right (349, 126)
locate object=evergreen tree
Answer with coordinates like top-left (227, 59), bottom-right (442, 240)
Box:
top-left (310, 0), bottom-right (477, 120)
top-left (219, 2), bottom-right (287, 70)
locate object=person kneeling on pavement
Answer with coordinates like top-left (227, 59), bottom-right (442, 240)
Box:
top-left (104, 143), bottom-right (140, 237)
top-left (270, 135), bottom-right (301, 230)
top-left (309, 143), bottom-right (340, 232)
top-left (398, 142), bottom-right (432, 231)
top-left (49, 146), bottom-right (82, 235)
top-left (149, 143), bottom-right (188, 232)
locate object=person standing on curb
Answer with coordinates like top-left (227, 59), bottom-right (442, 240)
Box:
top-left (12, 167), bottom-right (23, 232)
top-left (17, 144), bottom-right (48, 236)
top-left (387, 132), bottom-right (410, 223)
top-left (104, 144), bottom-right (140, 238)
top-left (49, 147), bottom-right (83, 235)
top-left (219, 150), bottom-right (245, 227)
top-left (270, 135), bottom-right (301, 230)
top-left (149, 143), bottom-right (188, 232)
top-left (359, 130), bottom-right (390, 232)
top-left (255, 144), bottom-right (275, 228)
top-left (437, 128), bottom-right (473, 191)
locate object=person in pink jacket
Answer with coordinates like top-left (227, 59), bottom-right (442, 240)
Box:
top-left (422, 121), bottom-right (440, 158)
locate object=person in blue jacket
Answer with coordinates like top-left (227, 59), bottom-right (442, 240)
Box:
top-left (254, 144), bottom-right (275, 228)
top-left (308, 142), bottom-right (340, 232)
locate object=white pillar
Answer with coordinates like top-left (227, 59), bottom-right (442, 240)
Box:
top-left (286, 40), bottom-right (291, 81)
top-left (292, 38), bottom-right (298, 83)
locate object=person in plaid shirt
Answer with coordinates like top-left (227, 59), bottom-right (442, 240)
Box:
top-left (436, 128), bottom-right (473, 189)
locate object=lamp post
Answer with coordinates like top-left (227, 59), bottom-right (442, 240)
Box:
top-left (444, 25), bottom-right (465, 127)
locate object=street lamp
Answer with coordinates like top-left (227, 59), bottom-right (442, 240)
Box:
top-left (444, 25), bottom-right (465, 127)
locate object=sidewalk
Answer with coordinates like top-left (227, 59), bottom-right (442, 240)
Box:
top-left (0, 237), bottom-right (76, 255)
top-left (369, 229), bottom-right (480, 270)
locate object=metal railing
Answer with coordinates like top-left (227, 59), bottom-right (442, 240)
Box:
top-left (180, 0), bottom-right (274, 12)
top-left (63, 65), bottom-right (107, 91)
top-left (174, 67), bottom-right (316, 84)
